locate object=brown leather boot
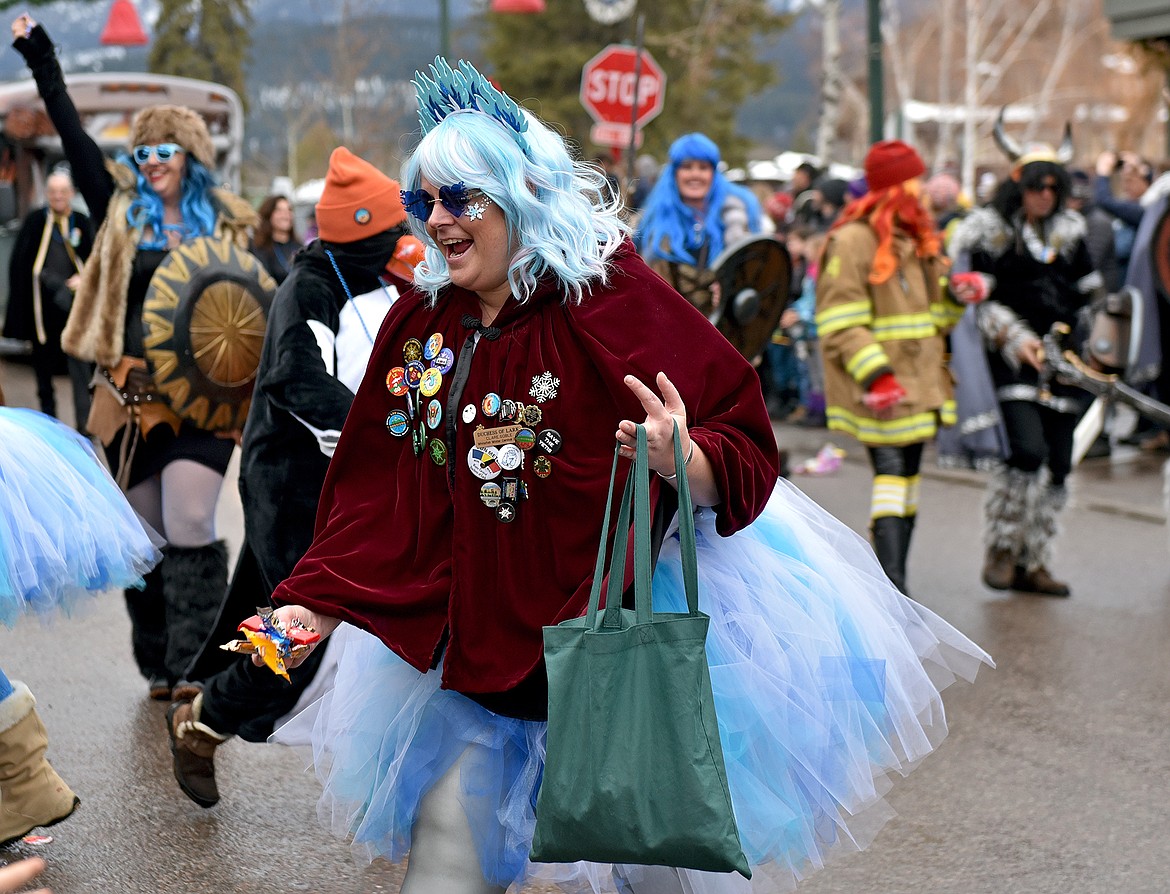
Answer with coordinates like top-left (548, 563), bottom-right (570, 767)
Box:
top-left (0, 682), bottom-right (79, 847)
top-left (1012, 565), bottom-right (1071, 597)
top-left (166, 694), bottom-right (229, 808)
top-left (981, 548), bottom-right (1016, 590)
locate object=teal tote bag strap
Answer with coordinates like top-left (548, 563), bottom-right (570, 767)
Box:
top-left (670, 419), bottom-right (701, 617)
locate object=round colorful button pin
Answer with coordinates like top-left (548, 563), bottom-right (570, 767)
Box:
top-left (533, 455), bottom-right (552, 478)
top-left (420, 367), bottom-right (443, 397)
top-left (424, 332), bottom-right (443, 361)
top-left (426, 399), bottom-right (442, 430)
top-left (467, 445), bottom-right (502, 480)
top-left (515, 428), bottom-right (536, 450)
top-left (496, 502), bottom-right (517, 523)
top-left (386, 411), bottom-right (409, 437)
top-left (462, 403), bottom-right (477, 424)
top-left (428, 438), bottom-right (448, 466)
top-left (481, 392), bottom-right (501, 417)
top-left (403, 338), bottom-right (423, 362)
top-left (385, 366), bottom-right (408, 396)
top-left (497, 443), bottom-right (523, 471)
top-left (536, 428), bottom-right (563, 454)
top-left (405, 361), bottom-right (425, 389)
top-left (479, 482), bottom-right (502, 508)
top-left (432, 347), bottom-right (455, 374)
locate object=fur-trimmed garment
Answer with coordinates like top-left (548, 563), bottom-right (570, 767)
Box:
top-left (61, 159), bottom-right (256, 368)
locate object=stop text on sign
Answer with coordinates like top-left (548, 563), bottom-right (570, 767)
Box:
top-left (584, 71), bottom-right (661, 110)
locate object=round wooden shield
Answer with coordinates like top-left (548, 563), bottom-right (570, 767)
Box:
top-left (708, 235), bottom-right (793, 361)
top-left (142, 237), bottom-right (276, 432)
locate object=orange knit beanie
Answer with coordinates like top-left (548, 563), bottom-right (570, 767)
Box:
top-left (316, 147), bottom-right (406, 243)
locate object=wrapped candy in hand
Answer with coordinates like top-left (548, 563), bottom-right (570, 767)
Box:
top-left (220, 607), bottom-right (320, 680)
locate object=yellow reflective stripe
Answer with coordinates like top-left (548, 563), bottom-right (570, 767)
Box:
top-left (827, 407), bottom-right (941, 444)
top-left (871, 311), bottom-right (938, 342)
top-left (816, 300), bottom-right (873, 335)
top-left (870, 474), bottom-right (908, 519)
top-left (930, 301), bottom-right (965, 329)
top-left (846, 342), bottom-right (889, 383)
top-left (939, 398), bottom-right (957, 426)
top-left (905, 474), bottom-right (922, 514)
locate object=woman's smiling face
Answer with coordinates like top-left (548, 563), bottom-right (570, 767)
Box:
top-left (139, 147), bottom-right (187, 204)
top-left (421, 176), bottom-right (513, 308)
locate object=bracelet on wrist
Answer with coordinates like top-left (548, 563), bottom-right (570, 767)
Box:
top-left (659, 440), bottom-right (695, 481)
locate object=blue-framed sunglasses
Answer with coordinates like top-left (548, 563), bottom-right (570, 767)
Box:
top-left (132, 143), bottom-right (184, 166)
top-left (401, 182), bottom-right (486, 223)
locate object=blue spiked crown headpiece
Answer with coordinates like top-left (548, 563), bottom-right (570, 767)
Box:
top-left (414, 57), bottom-right (530, 157)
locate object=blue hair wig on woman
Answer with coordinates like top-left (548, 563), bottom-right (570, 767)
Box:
top-left (123, 155), bottom-right (219, 250)
top-left (635, 132), bottom-right (762, 266)
top-left (402, 108), bottom-right (628, 305)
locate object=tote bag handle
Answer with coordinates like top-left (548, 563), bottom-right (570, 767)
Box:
top-left (585, 420), bottom-right (699, 630)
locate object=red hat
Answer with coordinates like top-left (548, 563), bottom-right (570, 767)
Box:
top-left (316, 147), bottom-right (406, 243)
top-left (863, 140), bottom-right (926, 193)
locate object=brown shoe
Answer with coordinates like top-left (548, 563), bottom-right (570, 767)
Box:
top-left (166, 695), bottom-right (228, 808)
top-left (981, 548), bottom-right (1016, 590)
top-left (1012, 566), bottom-right (1071, 597)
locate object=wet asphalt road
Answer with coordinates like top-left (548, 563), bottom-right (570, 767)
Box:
top-left (3, 361), bottom-right (1170, 893)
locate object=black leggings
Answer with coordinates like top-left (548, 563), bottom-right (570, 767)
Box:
top-left (999, 400), bottom-right (1077, 487)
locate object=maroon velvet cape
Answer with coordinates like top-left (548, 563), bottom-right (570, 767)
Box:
top-left (272, 241), bottom-right (780, 695)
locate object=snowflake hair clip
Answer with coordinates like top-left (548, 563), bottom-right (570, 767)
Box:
top-left (414, 56), bottom-right (530, 158)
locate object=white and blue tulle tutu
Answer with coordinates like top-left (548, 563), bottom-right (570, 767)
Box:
top-left (275, 479), bottom-right (992, 892)
top-left (0, 407), bottom-right (162, 626)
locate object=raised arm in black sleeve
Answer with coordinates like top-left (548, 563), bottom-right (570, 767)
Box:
top-left (12, 25), bottom-right (113, 228)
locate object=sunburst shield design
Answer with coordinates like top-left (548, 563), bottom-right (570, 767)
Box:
top-left (142, 237), bottom-right (276, 432)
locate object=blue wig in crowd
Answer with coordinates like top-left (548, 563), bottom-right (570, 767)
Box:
top-left (635, 132), bottom-right (762, 266)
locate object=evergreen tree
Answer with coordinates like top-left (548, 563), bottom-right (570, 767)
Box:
top-left (148, 0), bottom-right (251, 106)
top-left (479, 0), bottom-right (789, 165)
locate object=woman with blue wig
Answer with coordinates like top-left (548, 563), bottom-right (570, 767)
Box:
top-left (635, 132), bottom-right (763, 314)
top-left (261, 58), bottom-right (989, 894)
top-left (12, 15), bottom-right (256, 701)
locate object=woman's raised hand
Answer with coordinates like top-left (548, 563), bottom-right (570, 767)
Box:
top-left (11, 14), bottom-right (34, 42)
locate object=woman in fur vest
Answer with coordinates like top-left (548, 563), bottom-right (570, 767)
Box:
top-left (12, 14), bottom-right (257, 699)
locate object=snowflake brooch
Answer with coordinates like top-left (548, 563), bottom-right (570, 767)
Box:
top-left (529, 371), bottom-right (560, 403)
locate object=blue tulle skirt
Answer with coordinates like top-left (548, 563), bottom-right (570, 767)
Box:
top-left (275, 479), bottom-right (992, 892)
top-left (0, 407), bottom-right (162, 625)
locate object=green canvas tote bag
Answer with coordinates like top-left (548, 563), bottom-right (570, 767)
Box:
top-left (530, 422), bottom-right (750, 878)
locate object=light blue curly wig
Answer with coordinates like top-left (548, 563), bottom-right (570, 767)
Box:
top-left (635, 132), bottom-right (762, 265)
top-left (402, 66), bottom-right (628, 305)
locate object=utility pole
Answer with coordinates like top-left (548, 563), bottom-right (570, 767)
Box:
top-left (867, 0), bottom-right (883, 144)
top-left (440, 0), bottom-right (450, 58)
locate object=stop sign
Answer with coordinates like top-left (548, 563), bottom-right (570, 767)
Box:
top-left (580, 44), bottom-right (666, 128)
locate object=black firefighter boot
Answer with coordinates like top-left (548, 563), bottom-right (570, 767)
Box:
top-left (124, 566), bottom-right (170, 700)
top-left (871, 515), bottom-right (909, 594)
top-left (160, 541), bottom-right (230, 696)
top-left (982, 468), bottom-right (1030, 590)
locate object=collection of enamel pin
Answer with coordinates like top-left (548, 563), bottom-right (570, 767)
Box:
top-left (385, 334), bottom-right (562, 523)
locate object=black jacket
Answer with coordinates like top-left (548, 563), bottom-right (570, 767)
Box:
top-left (238, 236), bottom-right (392, 592)
top-left (3, 206), bottom-right (93, 345)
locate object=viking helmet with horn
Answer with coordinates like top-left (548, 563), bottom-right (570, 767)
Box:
top-left (993, 107), bottom-right (1074, 177)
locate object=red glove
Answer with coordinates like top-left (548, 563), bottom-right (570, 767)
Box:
top-left (863, 373), bottom-right (906, 413)
top-left (949, 271), bottom-right (991, 304)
